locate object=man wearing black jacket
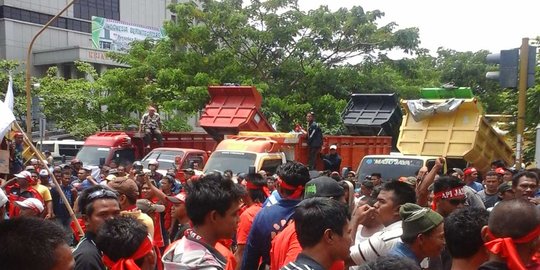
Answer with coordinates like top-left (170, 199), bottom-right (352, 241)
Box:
top-left (306, 112), bottom-right (323, 170)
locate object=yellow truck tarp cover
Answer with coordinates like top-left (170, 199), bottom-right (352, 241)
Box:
top-left (397, 98), bottom-right (513, 173)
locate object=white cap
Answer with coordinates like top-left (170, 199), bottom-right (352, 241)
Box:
top-left (15, 198), bottom-right (44, 214)
top-left (39, 169), bottom-right (49, 176)
top-left (330, 145), bottom-right (337, 150)
top-left (14, 171), bottom-right (32, 179)
top-left (30, 158), bottom-right (38, 164)
top-left (148, 159), bottom-right (159, 166)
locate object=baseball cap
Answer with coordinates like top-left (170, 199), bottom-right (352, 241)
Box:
top-left (148, 160), bottom-right (159, 165)
top-left (495, 167), bottom-right (506, 175)
top-left (183, 168), bottom-right (194, 174)
top-left (166, 193), bottom-right (187, 204)
top-left (24, 165), bottom-right (36, 172)
top-left (70, 158), bottom-right (82, 164)
top-left (105, 174), bottom-right (117, 182)
top-left (15, 198), bottom-right (44, 214)
top-left (14, 171), bottom-right (33, 181)
top-left (39, 169), bottom-right (49, 176)
top-left (109, 168), bottom-right (118, 175)
top-left (463, 167), bottom-right (477, 176)
top-left (30, 158), bottom-right (38, 165)
top-left (136, 199), bottom-right (165, 214)
top-left (304, 176), bottom-right (345, 199)
top-left (449, 168), bottom-right (464, 176)
top-left (330, 145), bottom-right (337, 150)
top-left (108, 177), bottom-right (139, 199)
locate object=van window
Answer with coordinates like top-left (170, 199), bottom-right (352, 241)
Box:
top-left (357, 157), bottom-right (424, 181)
top-left (114, 149), bottom-right (135, 166)
top-left (260, 159), bottom-right (283, 175)
top-left (59, 144), bottom-right (83, 157)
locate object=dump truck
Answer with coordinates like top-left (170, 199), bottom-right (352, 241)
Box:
top-left (76, 86), bottom-right (274, 167)
top-left (356, 87), bottom-right (514, 180)
top-left (203, 132), bottom-right (392, 175)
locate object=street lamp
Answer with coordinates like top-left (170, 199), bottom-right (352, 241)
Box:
top-left (25, 0), bottom-right (76, 140)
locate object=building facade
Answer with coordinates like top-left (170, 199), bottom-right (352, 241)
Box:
top-left (0, 0), bottom-right (179, 77)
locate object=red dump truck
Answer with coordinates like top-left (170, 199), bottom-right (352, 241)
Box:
top-left (76, 85), bottom-right (274, 168)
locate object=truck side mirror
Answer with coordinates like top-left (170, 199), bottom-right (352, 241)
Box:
top-left (99, 158), bottom-right (106, 166)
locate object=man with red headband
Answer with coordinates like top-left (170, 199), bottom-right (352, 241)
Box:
top-left (432, 176), bottom-right (467, 218)
top-left (241, 161), bottom-right (310, 270)
top-left (463, 167), bottom-right (483, 192)
top-left (96, 216), bottom-right (156, 270)
top-left (479, 199), bottom-right (540, 270)
top-left (235, 173), bottom-right (269, 269)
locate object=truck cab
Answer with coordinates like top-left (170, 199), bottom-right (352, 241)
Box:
top-left (141, 147), bottom-right (209, 178)
top-left (76, 132), bottom-right (135, 166)
top-left (203, 136), bottom-right (287, 175)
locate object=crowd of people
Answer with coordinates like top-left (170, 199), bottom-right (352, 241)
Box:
top-left (1, 131), bottom-right (540, 270)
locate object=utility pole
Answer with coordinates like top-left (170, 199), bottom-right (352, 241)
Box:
top-left (516, 38), bottom-right (529, 170)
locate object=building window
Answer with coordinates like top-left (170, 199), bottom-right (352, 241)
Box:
top-left (0, 5), bottom-right (92, 33)
top-left (74, 0), bottom-right (120, 20)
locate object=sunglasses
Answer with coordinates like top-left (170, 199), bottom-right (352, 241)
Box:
top-left (87, 189), bottom-right (118, 201)
top-left (447, 198), bottom-right (467, 206)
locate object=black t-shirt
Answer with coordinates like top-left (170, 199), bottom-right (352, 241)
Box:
top-left (478, 261), bottom-right (508, 270)
top-left (73, 233), bottom-right (105, 270)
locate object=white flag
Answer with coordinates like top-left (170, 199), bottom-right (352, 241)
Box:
top-left (4, 73), bottom-right (13, 111)
top-left (0, 100), bottom-right (15, 139)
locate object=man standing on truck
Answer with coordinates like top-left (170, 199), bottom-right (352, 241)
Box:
top-left (139, 106), bottom-right (163, 148)
top-left (305, 112), bottom-right (323, 170)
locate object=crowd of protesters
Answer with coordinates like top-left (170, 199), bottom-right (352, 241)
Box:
top-left (1, 128), bottom-right (540, 270)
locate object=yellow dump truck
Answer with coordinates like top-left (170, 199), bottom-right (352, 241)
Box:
top-left (356, 88), bottom-right (514, 180)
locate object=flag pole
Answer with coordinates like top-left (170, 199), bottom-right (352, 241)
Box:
top-left (12, 121), bottom-right (84, 237)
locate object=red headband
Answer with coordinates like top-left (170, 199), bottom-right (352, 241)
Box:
top-left (245, 182), bottom-right (271, 197)
top-left (102, 236), bottom-right (153, 270)
top-left (434, 187), bottom-right (465, 200)
top-left (277, 179), bottom-right (304, 199)
top-left (485, 225), bottom-right (540, 270)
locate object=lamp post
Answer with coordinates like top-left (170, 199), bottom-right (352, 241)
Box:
top-left (25, 0), bottom-right (76, 140)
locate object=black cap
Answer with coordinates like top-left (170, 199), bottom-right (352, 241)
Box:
top-left (304, 176), bottom-right (344, 199)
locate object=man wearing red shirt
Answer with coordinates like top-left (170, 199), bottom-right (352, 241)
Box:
top-left (235, 173), bottom-right (270, 270)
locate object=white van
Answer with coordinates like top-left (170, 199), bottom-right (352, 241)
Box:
top-left (36, 140), bottom-right (85, 164)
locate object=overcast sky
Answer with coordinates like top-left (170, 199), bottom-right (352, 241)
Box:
top-left (297, 0), bottom-right (538, 55)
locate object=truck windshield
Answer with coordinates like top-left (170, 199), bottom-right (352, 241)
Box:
top-left (141, 150), bottom-right (184, 171)
top-left (357, 157), bottom-right (425, 181)
top-left (76, 146), bottom-right (110, 166)
top-left (204, 151), bottom-right (257, 175)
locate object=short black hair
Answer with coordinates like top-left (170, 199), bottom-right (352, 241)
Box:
top-left (444, 207), bottom-right (489, 258)
top-left (381, 181), bottom-right (416, 206)
top-left (485, 170), bottom-right (501, 179)
top-left (512, 171), bottom-right (540, 188)
top-left (371, 173), bottom-right (382, 179)
top-left (245, 173), bottom-right (268, 203)
top-left (78, 185), bottom-right (119, 216)
top-left (0, 217), bottom-right (68, 270)
top-left (185, 172), bottom-right (244, 226)
top-left (433, 176), bottom-right (464, 193)
top-left (95, 216), bottom-right (149, 265)
top-left (294, 197), bottom-right (349, 248)
top-left (491, 160), bottom-right (506, 168)
top-left (490, 199), bottom-right (540, 239)
top-left (359, 255), bottom-right (420, 270)
top-left (276, 161), bottom-right (310, 187)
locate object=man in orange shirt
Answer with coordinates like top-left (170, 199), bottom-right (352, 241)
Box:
top-left (271, 176), bottom-right (347, 270)
top-left (235, 173), bottom-right (269, 270)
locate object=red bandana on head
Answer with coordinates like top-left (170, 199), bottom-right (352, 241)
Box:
top-left (245, 182), bottom-right (270, 197)
top-left (431, 187), bottom-right (465, 210)
top-left (277, 179), bottom-right (304, 199)
top-left (102, 236), bottom-right (153, 270)
top-left (485, 226), bottom-right (540, 270)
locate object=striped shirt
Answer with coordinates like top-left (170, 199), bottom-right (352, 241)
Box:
top-left (349, 220), bottom-right (403, 265)
top-left (281, 254), bottom-right (325, 270)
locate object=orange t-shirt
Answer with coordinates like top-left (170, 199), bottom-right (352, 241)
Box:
top-left (216, 241), bottom-right (236, 270)
top-left (270, 221), bottom-right (344, 270)
top-left (236, 203), bottom-right (262, 245)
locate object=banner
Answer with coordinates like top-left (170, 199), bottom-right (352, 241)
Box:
top-left (91, 16), bottom-right (166, 52)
